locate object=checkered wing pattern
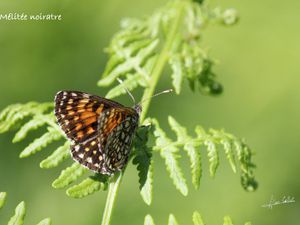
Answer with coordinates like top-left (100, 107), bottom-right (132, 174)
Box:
top-left (54, 90), bottom-right (139, 175)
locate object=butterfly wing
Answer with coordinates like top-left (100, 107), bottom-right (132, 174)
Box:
top-left (54, 90), bottom-right (139, 175)
top-left (54, 90), bottom-right (123, 142)
top-left (102, 115), bottom-right (139, 174)
top-left (69, 107), bottom-right (139, 175)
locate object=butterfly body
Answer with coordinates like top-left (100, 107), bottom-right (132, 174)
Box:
top-left (54, 91), bottom-right (140, 175)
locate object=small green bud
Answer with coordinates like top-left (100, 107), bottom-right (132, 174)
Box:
top-left (209, 82), bottom-right (223, 95)
top-left (222, 8), bottom-right (239, 26)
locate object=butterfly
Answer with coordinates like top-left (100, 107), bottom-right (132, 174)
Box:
top-left (54, 91), bottom-right (141, 175)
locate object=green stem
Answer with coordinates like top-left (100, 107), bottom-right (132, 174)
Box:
top-left (140, 1), bottom-right (185, 122)
top-left (100, 172), bottom-right (123, 225)
top-left (100, 2), bottom-right (186, 225)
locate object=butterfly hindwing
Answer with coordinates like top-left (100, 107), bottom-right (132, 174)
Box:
top-left (70, 136), bottom-right (105, 172)
top-left (102, 115), bottom-right (139, 173)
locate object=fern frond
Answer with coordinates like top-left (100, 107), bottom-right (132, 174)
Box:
top-left (192, 211), bottom-right (205, 225)
top-left (144, 214), bottom-right (156, 225)
top-left (223, 216), bottom-right (234, 225)
top-left (8, 201), bottom-right (26, 225)
top-left (40, 141), bottom-right (70, 169)
top-left (52, 163), bottom-right (88, 189)
top-left (36, 218), bottom-right (52, 225)
top-left (19, 127), bottom-right (62, 158)
top-left (66, 175), bottom-right (108, 198)
top-left (168, 214), bottom-right (179, 225)
top-left (1, 193), bottom-right (51, 225)
top-left (150, 116), bottom-right (257, 192)
top-left (132, 125), bottom-right (153, 205)
top-left (98, 1), bottom-right (237, 96)
top-left (0, 102), bottom-right (52, 133)
top-left (0, 192), bottom-right (7, 209)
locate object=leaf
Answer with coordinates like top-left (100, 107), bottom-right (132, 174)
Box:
top-left (66, 175), bottom-right (108, 198)
top-left (98, 39), bottom-right (159, 87)
top-left (8, 201), bottom-right (26, 225)
top-left (168, 116), bottom-right (189, 142)
top-left (140, 162), bottom-right (153, 205)
top-left (168, 214), bottom-right (179, 225)
top-left (52, 163), bottom-right (88, 189)
top-left (105, 73), bottom-right (145, 99)
top-left (223, 216), bottom-right (234, 225)
top-left (144, 214), bottom-right (156, 225)
top-left (132, 125), bottom-right (153, 205)
top-left (210, 129), bottom-right (237, 173)
top-left (13, 116), bottom-right (47, 143)
top-left (192, 211), bottom-right (205, 225)
top-left (161, 149), bottom-right (188, 196)
top-left (244, 222), bottom-right (252, 225)
top-left (169, 116), bottom-right (202, 189)
top-left (169, 54), bottom-right (184, 94)
top-left (0, 102), bottom-right (52, 133)
top-left (40, 141), bottom-right (70, 169)
top-left (184, 142), bottom-right (201, 189)
top-left (36, 218), bottom-right (52, 225)
top-left (0, 192), bottom-right (7, 209)
top-left (195, 126), bottom-right (219, 177)
top-left (19, 127), bottom-right (62, 158)
top-left (152, 119), bottom-right (188, 196)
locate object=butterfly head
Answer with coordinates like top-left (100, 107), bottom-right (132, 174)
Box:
top-left (133, 104), bottom-right (142, 115)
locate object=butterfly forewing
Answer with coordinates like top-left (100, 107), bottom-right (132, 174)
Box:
top-left (54, 90), bottom-right (140, 175)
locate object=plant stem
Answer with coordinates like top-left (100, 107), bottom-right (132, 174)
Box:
top-left (140, 1), bottom-right (185, 122)
top-left (100, 172), bottom-right (123, 225)
top-left (100, 2), bottom-right (186, 225)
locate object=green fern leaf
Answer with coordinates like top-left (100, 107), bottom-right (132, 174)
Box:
top-left (195, 126), bottom-right (219, 177)
top-left (105, 73), bottom-right (145, 99)
top-left (184, 142), bottom-right (202, 189)
top-left (210, 129), bottom-right (237, 173)
top-left (168, 214), bottom-right (179, 225)
top-left (169, 54), bottom-right (184, 94)
top-left (220, 138), bottom-right (237, 173)
top-left (12, 115), bottom-right (47, 143)
top-left (161, 149), bottom-right (188, 196)
top-left (192, 211), bottom-right (205, 225)
top-left (132, 125), bottom-right (153, 205)
top-left (168, 116), bottom-right (202, 189)
top-left (168, 116), bottom-right (189, 142)
top-left (8, 201), bottom-right (26, 225)
top-left (223, 216), bottom-right (234, 225)
top-left (152, 119), bottom-right (188, 196)
top-left (36, 218), bottom-right (52, 225)
top-left (66, 175), bottom-right (108, 198)
top-left (19, 127), bottom-right (62, 158)
top-left (98, 39), bottom-right (158, 87)
top-left (144, 214), bottom-right (156, 225)
top-left (0, 192), bottom-right (7, 209)
top-left (0, 102), bottom-right (52, 133)
top-left (140, 162), bottom-right (153, 205)
top-left (52, 163), bottom-right (88, 189)
top-left (40, 141), bottom-right (70, 169)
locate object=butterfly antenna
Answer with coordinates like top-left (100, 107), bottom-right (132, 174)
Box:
top-left (138, 89), bottom-right (173, 105)
top-left (116, 78), bottom-right (136, 105)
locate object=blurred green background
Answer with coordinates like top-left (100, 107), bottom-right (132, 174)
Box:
top-left (0, 0), bottom-right (299, 224)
